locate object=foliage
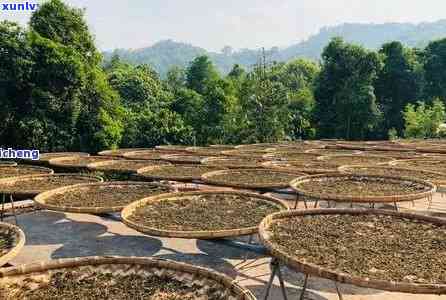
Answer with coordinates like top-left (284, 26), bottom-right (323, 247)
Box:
top-left (424, 38), bottom-right (446, 101)
top-left (403, 99), bottom-right (446, 138)
top-left (315, 38), bottom-right (382, 140)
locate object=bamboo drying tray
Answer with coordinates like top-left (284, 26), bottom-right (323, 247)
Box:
top-left (155, 145), bottom-right (189, 152)
top-left (0, 162), bottom-right (17, 167)
top-left (259, 208), bottom-right (446, 294)
top-left (122, 190), bottom-right (288, 239)
top-left (34, 181), bottom-right (175, 214)
top-left (0, 256), bottom-right (257, 300)
top-left (137, 165), bottom-right (224, 182)
top-left (290, 174), bottom-right (436, 204)
top-left (318, 154), bottom-right (394, 166)
top-left (87, 159), bottom-right (170, 174)
top-left (262, 160), bottom-right (340, 175)
top-left (201, 157), bottom-right (265, 169)
top-left (123, 149), bottom-right (173, 160)
top-left (0, 174), bottom-right (103, 198)
top-left (160, 154), bottom-right (210, 164)
top-left (97, 148), bottom-right (150, 157)
top-left (201, 169), bottom-right (303, 190)
top-left (0, 221), bottom-right (25, 267)
top-left (262, 151), bottom-right (321, 161)
top-left (0, 165), bottom-right (54, 179)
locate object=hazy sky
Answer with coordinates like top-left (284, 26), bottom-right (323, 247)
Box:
top-left (1, 0), bottom-right (446, 51)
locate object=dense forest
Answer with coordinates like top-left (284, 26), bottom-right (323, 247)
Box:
top-left (1, 0), bottom-right (445, 153)
top-left (104, 20), bottom-right (446, 76)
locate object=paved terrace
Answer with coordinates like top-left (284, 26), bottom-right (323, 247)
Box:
top-left (4, 191), bottom-right (446, 300)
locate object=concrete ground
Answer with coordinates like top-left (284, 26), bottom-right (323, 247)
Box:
top-left (4, 191), bottom-right (446, 300)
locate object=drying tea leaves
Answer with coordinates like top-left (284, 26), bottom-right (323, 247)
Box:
top-left (0, 270), bottom-right (232, 300)
top-left (38, 152), bottom-right (90, 162)
top-left (89, 160), bottom-right (169, 173)
top-left (0, 228), bottom-right (16, 257)
top-left (341, 166), bottom-right (446, 185)
top-left (203, 169), bottom-right (301, 188)
top-left (306, 149), bottom-right (359, 156)
top-left (202, 157), bottom-right (264, 168)
top-left (185, 147), bottom-right (226, 156)
top-left (222, 149), bottom-right (273, 159)
top-left (294, 175), bottom-right (431, 197)
top-left (264, 160), bottom-right (339, 174)
top-left (263, 151), bottom-right (320, 161)
top-left (0, 166), bottom-right (52, 179)
top-left (129, 193), bottom-right (282, 231)
top-left (393, 159), bottom-right (446, 173)
top-left (268, 214), bottom-right (446, 284)
top-left (45, 184), bottom-right (171, 209)
top-left (123, 150), bottom-right (171, 160)
top-left (359, 151), bottom-right (421, 159)
top-left (319, 155), bottom-right (393, 166)
top-left (161, 154), bottom-right (209, 164)
top-left (139, 165), bottom-right (222, 181)
top-left (0, 175), bottom-right (101, 195)
top-left (51, 156), bottom-right (119, 168)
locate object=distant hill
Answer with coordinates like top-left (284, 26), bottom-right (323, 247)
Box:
top-left (104, 20), bottom-right (446, 76)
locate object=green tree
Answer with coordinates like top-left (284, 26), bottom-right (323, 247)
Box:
top-left (186, 55), bottom-right (219, 94)
top-left (403, 99), bottom-right (446, 138)
top-left (315, 38), bottom-right (382, 140)
top-left (424, 38), bottom-right (446, 102)
top-left (375, 41), bottom-right (423, 137)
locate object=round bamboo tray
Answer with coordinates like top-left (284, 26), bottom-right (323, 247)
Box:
top-left (0, 162), bottom-right (17, 167)
top-left (0, 222), bottom-right (25, 267)
top-left (155, 145), bottom-right (189, 152)
top-left (0, 174), bottom-right (103, 198)
top-left (123, 149), bottom-right (172, 160)
top-left (262, 160), bottom-right (340, 175)
top-left (185, 146), bottom-right (226, 156)
top-left (87, 159), bottom-right (170, 174)
top-left (29, 152), bottom-right (90, 166)
top-left (201, 157), bottom-right (265, 169)
top-left (262, 151), bottom-right (321, 161)
top-left (259, 208), bottom-right (446, 294)
top-left (34, 181), bottom-right (175, 214)
top-left (0, 256), bottom-right (257, 300)
top-left (160, 154), bottom-right (209, 164)
top-left (122, 190), bottom-right (288, 239)
top-left (222, 149), bottom-right (275, 159)
top-left (290, 174), bottom-right (436, 203)
top-left (137, 165), bottom-right (224, 182)
top-left (201, 169), bottom-right (303, 190)
top-left (318, 154), bottom-right (394, 166)
top-left (0, 165), bottom-right (54, 179)
top-left (97, 148), bottom-right (150, 157)
top-left (338, 165), bottom-right (446, 187)
top-left (48, 155), bottom-right (120, 171)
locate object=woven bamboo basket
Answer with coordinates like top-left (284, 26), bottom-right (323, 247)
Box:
top-left (160, 154), bottom-right (210, 164)
top-left (0, 174), bottom-right (103, 198)
top-left (137, 165), bottom-right (224, 182)
top-left (259, 208), bottom-right (446, 294)
top-left (290, 173), bottom-right (436, 203)
top-left (0, 165), bottom-right (54, 179)
top-left (0, 222), bottom-right (25, 267)
top-left (122, 190), bottom-right (288, 239)
top-left (34, 181), bottom-right (175, 214)
top-left (261, 160), bottom-right (340, 175)
top-left (201, 169), bottom-right (303, 190)
top-left (201, 157), bottom-right (265, 169)
top-left (97, 148), bottom-right (150, 157)
top-left (0, 256), bottom-right (257, 300)
top-left (87, 159), bottom-right (170, 174)
top-left (338, 165), bottom-right (446, 187)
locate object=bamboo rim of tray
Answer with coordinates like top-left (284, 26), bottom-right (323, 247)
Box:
top-left (201, 157), bottom-right (265, 169)
top-left (137, 165), bottom-right (224, 181)
top-left (97, 148), bottom-right (151, 157)
top-left (259, 208), bottom-right (446, 294)
top-left (37, 152), bottom-right (90, 163)
top-left (160, 154), bottom-right (210, 164)
top-left (122, 190), bottom-right (288, 239)
top-left (261, 161), bottom-right (339, 175)
top-left (338, 165), bottom-right (446, 186)
top-left (0, 162), bottom-right (17, 167)
top-left (34, 181), bottom-right (175, 214)
top-left (317, 154), bottom-right (395, 165)
top-left (155, 145), bottom-right (190, 152)
top-left (222, 149), bottom-right (275, 158)
top-left (389, 158), bottom-right (443, 167)
top-left (201, 169), bottom-right (303, 189)
top-left (184, 147), bottom-right (226, 156)
top-left (0, 174), bottom-right (104, 197)
top-left (234, 143), bottom-right (278, 150)
top-left (48, 155), bottom-right (118, 169)
top-left (415, 146), bottom-right (446, 154)
top-left (0, 222), bottom-right (25, 267)
top-left (86, 159), bottom-right (171, 174)
top-left (122, 150), bottom-right (167, 160)
top-left (0, 256), bottom-right (257, 300)
top-left (305, 148), bottom-right (362, 155)
top-left (262, 151), bottom-right (321, 161)
top-left (0, 165), bottom-right (54, 178)
top-left (290, 173), bottom-right (436, 203)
